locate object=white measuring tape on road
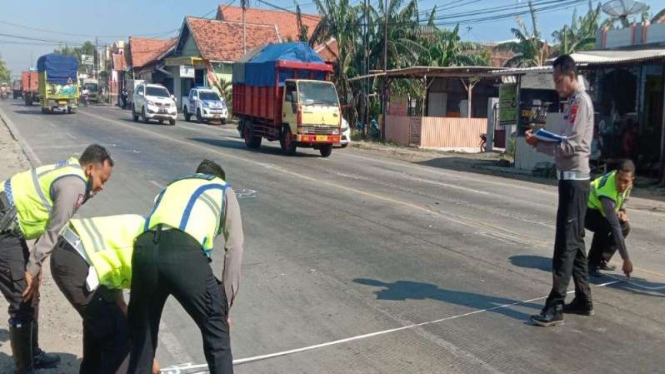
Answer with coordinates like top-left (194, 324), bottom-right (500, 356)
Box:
top-left (160, 280), bottom-right (620, 373)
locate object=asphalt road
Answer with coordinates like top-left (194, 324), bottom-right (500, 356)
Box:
top-left (1, 100), bottom-right (664, 374)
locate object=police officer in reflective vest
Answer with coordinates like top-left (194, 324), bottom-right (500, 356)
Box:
top-left (585, 160), bottom-right (634, 278)
top-left (127, 160), bottom-right (244, 374)
top-left (50, 214), bottom-right (160, 374)
top-left (0, 144), bottom-right (114, 374)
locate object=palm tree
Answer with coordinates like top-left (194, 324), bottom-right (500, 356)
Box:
top-left (497, 1), bottom-right (549, 67)
top-left (311, 0), bottom-right (360, 122)
top-left (552, 1), bottom-right (601, 55)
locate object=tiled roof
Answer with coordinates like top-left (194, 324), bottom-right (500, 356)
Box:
top-left (128, 37), bottom-right (177, 68)
top-left (218, 5), bottom-right (321, 41)
top-left (186, 17), bottom-right (281, 62)
top-left (315, 38), bottom-right (338, 63)
top-left (112, 53), bottom-right (126, 71)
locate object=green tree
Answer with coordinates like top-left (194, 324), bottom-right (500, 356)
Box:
top-left (54, 41), bottom-right (97, 72)
top-left (552, 1), bottom-right (601, 55)
top-left (0, 54), bottom-right (10, 83)
top-left (496, 1), bottom-right (549, 67)
top-left (311, 0), bottom-right (360, 121)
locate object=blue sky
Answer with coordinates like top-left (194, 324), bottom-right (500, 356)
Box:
top-left (1, 0), bottom-right (663, 75)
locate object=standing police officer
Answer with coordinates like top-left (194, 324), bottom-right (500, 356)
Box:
top-left (127, 159), bottom-right (244, 374)
top-left (526, 55), bottom-right (594, 327)
top-left (50, 214), bottom-right (160, 374)
top-left (0, 144), bottom-right (114, 373)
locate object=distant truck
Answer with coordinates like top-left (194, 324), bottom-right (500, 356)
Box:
top-left (37, 54), bottom-right (80, 114)
top-left (81, 78), bottom-right (99, 102)
top-left (12, 79), bottom-right (22, 99)
top-left (232, 43), bottom-right (341, 157)
top-left (21, 71), bottom-right (39, 105)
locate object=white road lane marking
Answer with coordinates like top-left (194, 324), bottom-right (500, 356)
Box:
top-left (160, 280), bottom-right (621, 372)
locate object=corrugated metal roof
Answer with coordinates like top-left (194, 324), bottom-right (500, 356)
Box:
top-left (569, 49), bottom-right (665, 65)
top-left (349, 66), bottom-right (503, 81)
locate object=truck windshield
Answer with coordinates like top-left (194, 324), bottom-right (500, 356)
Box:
top-left (199, 91), bottom-right (221, 101)
top-left (84, 83), bottom-right (98, 92)
top-left (298, 82), bottom-right (338, 106)
top-left (146, 87), bottom-right (170, 97)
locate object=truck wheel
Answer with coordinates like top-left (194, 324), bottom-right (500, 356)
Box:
top-left (280, 126), bottom-right (297, 156)
top-left (158, 120), bottom-right (164, 125)
top-left (243, 123), bottom-right (262, 149)
top-left (132, 105), bottom-right (139, 122)
top-left (196, 109), bottom-right (203, 123)
top-left (319, 144), bottom-right (333, 158)
top-left (169, 119), bottom-right (176, 126)
top-left (220, 118), bottom-right (226, 125)
top-left (184, 108), bottom-right (191, 122)
top-left (142, 107), bottom-right (150, 124)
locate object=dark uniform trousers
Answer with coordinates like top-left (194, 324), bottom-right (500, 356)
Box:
top-left (585, 208), bottom-right (630, 267)
top-left (546, 179), bottom-right (592, 307)
top-left (0, 232), bottom-right (39, 325)
top-left (127, 229), bottom-right (232, 374)
top-left (50, 240), bottom-right (129, 374)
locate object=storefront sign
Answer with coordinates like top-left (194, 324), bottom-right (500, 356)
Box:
top-left (180, 65), bottom-right (195, 78)
top-left (499, 83), bottom-right (517, 126)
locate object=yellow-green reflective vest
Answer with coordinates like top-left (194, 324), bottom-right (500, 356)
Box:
top-left (144, 174), bottom-right (227, 255)
top-left (588, 171), bottom-right (628, 216)
top-left (1, 157), bottom-right (87, 239)
top-left (70, 214), bottom-right (145, 290)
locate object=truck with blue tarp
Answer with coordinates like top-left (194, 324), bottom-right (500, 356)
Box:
top-left (37, 54), bottom-right (79, 114)
top-left (232, 42), bottom-right (341, 157)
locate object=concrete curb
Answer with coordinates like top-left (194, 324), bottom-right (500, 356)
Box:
top-left (0, 105), bottom-right (42, 167)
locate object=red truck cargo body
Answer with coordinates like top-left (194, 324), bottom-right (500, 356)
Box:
top-left (21, 71), bottom-right (39, 93)
top-left (233, 60), bottom-right (333, 127)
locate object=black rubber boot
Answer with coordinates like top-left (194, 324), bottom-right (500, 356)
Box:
top-left (9, 319), bottom-right (35, 374)
top-left (531, 304), bottom-right (564, 327)
top-left (32, 322), bottom-right (61, 369)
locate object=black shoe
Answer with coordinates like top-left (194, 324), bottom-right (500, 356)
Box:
top-left (599, 262), bottom-right (616, 271)
top-left (531, 305), bottom-right (564, 327)
top-left (563, 298), bottom-right (594, 316)
top-left (33, 348), bottom-right (60, 369)
top-left (588, 265), bottom-right (602, 278)
top-left (32, 323), bottom-right (60, 369)
top-left (9, 320), bottom-right (35, 374)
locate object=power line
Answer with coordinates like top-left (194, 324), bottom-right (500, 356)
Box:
top-left (0, 19), bottom-right (179, 39)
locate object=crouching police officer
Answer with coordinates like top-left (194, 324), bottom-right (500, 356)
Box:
top-left (0, 144), bottom-right (113, 373)
top-left (128, 159), bottom-right (244, 374)
top-left (584, 160), bottom-right (634, 278)
top-left (50, 214), bottom-right (160, 374)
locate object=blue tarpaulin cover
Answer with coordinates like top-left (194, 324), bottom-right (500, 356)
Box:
top-left (233, 43), bottom-right (327, 87)
top-left (37, 54), bottom-right (79, 85)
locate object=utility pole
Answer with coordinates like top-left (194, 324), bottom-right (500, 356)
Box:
top-left (95, 36), bottom-right (99, 79)
top-left (364, 0), bottom-right (369, 137)
top-left (242, 0), bottom-right (248, 55)
top-left (381, 0), bottom-right (388, 140)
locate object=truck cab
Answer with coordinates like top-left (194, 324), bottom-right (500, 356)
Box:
top-left (183, 87), bottom-right (228, 124)
top-left (281, 79), bottom-right (341, 157)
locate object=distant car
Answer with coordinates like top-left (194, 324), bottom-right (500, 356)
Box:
top-left (132, 83), bottom-right (177, 125)
top-left (335, 118), bottom-right (351, 148)
top-left (183, 87), bottom-right (228, 124)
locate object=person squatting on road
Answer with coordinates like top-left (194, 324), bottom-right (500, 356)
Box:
top-left (525, 54), bottom-right (594, 327)
top-left (50, 214), bottom-right (160, 374)
top-left (585, 160), bottom-right (635, 278)
top-left (0, 144), bottom-right (114, 373)
top-left (127, 159), bottom-right (245, 374)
